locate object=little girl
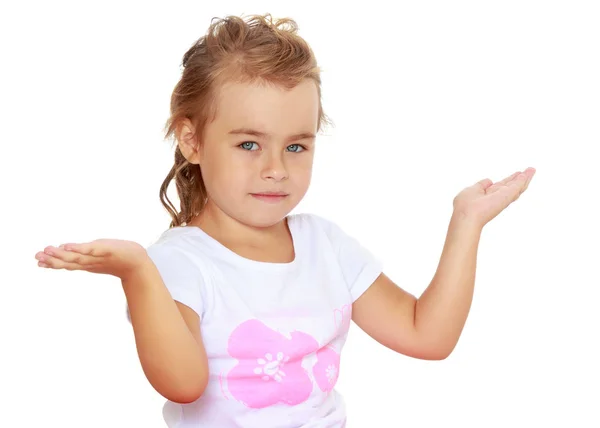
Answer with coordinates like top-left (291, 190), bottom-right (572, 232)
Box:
top-left (34, 14), bottom-right (535, 427)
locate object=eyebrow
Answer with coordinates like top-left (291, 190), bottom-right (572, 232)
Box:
top-left (228, 128), bottom-right (316, 142)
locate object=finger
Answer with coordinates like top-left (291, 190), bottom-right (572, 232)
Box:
top-left (486, 182), bottom-right (507, 194)
top-left (502, 173), bottom-right (529, 201)
top-left (509, 172), bottom-right (528, 185)
top-left (42, 246), bottom-right (99, 265)
top-left (500, 171), bottom-right (522, 185)
top-left (486, 171), bottom-right (523, 194)
top-left (493, 171), bottom-right (521, 188)
top-left (62, 241), bottom-right (107, 257)
top-left (522, 167), bottom-right (536, 193)
top-left (35, 252), bottom-right (94, 271)
top-left (503, 167), bottom-right (535, 188)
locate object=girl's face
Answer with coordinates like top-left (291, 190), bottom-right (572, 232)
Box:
top-left (191, 78), bottom-right (319, 228)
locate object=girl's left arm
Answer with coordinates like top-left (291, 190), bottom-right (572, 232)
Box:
top-left (352, 168), bottom-right (534, 360)
top-left (352, 213), bottom-right (482, 360)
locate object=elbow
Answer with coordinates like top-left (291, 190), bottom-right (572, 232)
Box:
top-left (163, 381), bottom-right (207, 404)
top-left (410, 328), bottom-right (458, 360)
top-left (404, 348), bottom-right (450, 361)
top-left (422, 349), bottom-right (452, 361)
top-left (402, 340), bottom-right (455, 361)
top-left (167, 388), bottom-right (205, 404)
top-left (155, 373), bottom-right (209, 404)
top-left (423, 342), bottom-right (456, 360)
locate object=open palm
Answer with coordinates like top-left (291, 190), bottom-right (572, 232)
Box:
top-left (35, 238), bottom-right (149, 280)
top-left (453, 167), bottom-right (536, 228)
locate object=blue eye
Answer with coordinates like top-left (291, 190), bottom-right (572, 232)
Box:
top-left (240, 142), bottom-right (258, 151)
top-left (287, 144), bottom-right (305, 152)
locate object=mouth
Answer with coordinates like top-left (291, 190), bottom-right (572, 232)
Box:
top-left (252, 191), bottom-right (288, 196)
top-left (250, 192), bottom-right (289, 203)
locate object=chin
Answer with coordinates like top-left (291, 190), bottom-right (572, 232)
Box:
top-left (236, 205), bottom-right (295, 229)
top-left (243, 213), bottom-right (290, 229)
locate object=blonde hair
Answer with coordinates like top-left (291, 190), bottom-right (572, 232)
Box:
top-left (159, 14), bottom-right (331, 227)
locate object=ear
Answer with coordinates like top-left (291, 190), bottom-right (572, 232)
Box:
top-left (177, 118), bottom-right (201, 164)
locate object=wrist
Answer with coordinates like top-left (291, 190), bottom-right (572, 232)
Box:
top-left (120, 256), bottom-right (155, 289)
top-left (449, 211), bottom-right (483, 239)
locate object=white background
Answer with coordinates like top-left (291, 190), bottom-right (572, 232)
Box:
top-left (1, 0), bottom-right (599, 427)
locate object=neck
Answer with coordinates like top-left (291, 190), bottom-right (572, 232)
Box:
top-left (189, 199), bottom-right (289, 247)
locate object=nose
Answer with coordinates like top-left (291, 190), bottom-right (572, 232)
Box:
top-left (261, 152), bottom-right (289, 182)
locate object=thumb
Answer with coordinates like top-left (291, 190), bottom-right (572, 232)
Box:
top-left (476, 178), bottom-right (493, 190)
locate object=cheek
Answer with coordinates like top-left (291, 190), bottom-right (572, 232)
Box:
top-left (203, 159), bottom-right (251, 196)
top-left (290, 158), bottom-right (313, 183)
top-left (206, 168), bottom-right (240, 192)
top-left (200, 148), bottom-right (240, 184)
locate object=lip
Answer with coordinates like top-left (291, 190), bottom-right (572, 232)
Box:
top-left (252, 191), bottom-right (288, 196)
top-left (250, 192), bottom-right (289, 203)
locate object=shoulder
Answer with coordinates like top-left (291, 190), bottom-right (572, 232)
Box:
top-left (290, 212), bottom-right (381, 264)
top-left (291, 213), bottom-right (383, 299)
top-left (149, 225), bottom-right (203, 248)
top-left (288, 212), bottom-right (352, 245)
top-left (144, 226), bottom-right (210, 274)
top-left (127, 227), bottom-right (212, 321)
top-left (288, 212), bottom-right (339, 235)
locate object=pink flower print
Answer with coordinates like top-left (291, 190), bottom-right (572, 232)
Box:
top-left (227, 320), bottom-right (319, 409)
top-left (333, 304), bottom-right (352, 333)
top-left (254, 351), bottom-right (289, 382)
top-left (312, 346), bottom-right (341, 392)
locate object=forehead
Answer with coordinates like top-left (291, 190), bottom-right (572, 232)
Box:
top-left (211, 79), bottom-right (319, 135)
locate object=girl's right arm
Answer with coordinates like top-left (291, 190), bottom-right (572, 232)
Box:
top-left (34, 239), bottom-right (209, 404)
top-left (123, 259), bottom-right (209, 404)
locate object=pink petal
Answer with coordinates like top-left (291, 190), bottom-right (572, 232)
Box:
top-left (285, 330), bottom-right (320, 356)
top-left (227, 319), bottom-right (287, 359)
top-left (227, 363), bottom-right (283, 408)
top-left (276, 359), bottom-right (314, 405)
top-left (313, 346), bottom-right (340, 392)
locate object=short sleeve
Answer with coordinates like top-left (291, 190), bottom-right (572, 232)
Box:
top-left (317, 215), bottom-right (383, 302)
top-left (126, 242), bottom-right (205, 323)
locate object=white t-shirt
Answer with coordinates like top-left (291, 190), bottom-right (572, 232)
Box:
top-left (133, 213), bottom-right (383, 428)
